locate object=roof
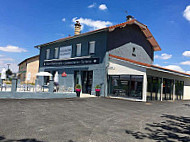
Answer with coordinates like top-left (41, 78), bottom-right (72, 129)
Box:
top-left (35, 19), bottom-right (161, 51)
top-left (109, 54), bottom-right (190, 77)
top-left (18, 55), bottom-right (39, 66)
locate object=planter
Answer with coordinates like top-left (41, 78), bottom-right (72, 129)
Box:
top-left (76, 89), bottom-right (81, 97)
top-left (95, 89), bottom-right (100, 97)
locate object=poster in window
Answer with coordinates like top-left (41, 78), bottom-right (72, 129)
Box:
top-left (59, 46), bottom-right (72, 59)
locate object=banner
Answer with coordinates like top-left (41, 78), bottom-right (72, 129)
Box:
top-left (59, 46), bottom-right (72, 59)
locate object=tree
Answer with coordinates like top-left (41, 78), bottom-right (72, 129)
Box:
top-left (6, 69), bottom-right (12, 79)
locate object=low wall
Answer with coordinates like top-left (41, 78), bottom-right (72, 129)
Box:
top-left (0, 92), bottom-right (76, 99)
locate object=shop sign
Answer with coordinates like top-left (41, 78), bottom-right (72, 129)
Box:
top-left (59, 46), bottom-right (72, 59)
top-left (62, 72), bottom-right (67, 77)
top-left (44, 57), bottom-right (100, 66)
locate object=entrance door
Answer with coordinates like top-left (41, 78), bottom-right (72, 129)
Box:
top-left (81, 71), bottom-right (93, 94)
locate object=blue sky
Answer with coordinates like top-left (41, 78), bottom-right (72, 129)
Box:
top-left (0, 0), bottom-right (190, 72)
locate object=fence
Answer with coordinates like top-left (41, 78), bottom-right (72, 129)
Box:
top-left (0, 79), bottom-right (76, 99)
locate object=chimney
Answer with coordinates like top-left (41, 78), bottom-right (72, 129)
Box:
top-left (126, 15), bottom-right (134, 21)
top-left (74, 21), bottom-right (81, 35)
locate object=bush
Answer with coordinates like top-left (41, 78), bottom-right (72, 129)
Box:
top-left (75, 84), bottom-right (82, 89)
top-left (95, 85), bottom-right (101, 89)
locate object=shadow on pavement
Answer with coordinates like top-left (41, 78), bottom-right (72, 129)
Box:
top-left (0, 136), bottom-right (44, 142)
top-left (125, 114), bottom-right (190, 142)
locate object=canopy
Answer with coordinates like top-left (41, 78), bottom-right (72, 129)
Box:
top-left (54, 71), bottom-right (59, 83)
top-left (1, 68), bottom-right (6, 80)
top-left (36, 72), bottom-right (52, 77)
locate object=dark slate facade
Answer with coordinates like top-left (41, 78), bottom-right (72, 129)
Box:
top-left (37, 22), bottom-right (155, 96)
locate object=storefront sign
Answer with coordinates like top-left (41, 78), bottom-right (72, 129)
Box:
top-left (44, 57), bottom-right (100, 66)
top-left (59, 46), bottom-right (72, 59)
top-left (62, 72), bottom-right (67, 77)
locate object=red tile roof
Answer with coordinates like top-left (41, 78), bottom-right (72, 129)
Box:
top-left (109, 54), bottom-right (190, 77)
top-left (35, 19), bottom-right (161, 51)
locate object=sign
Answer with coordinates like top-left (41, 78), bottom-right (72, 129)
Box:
top-left (44, 57), bottom-right (99, 66)
top-left (62, 72), bottom-right (67, 77)
top-left (59, 46), bottom-right (72, 59)
top-left (44, 57), bottom-right (100, 67)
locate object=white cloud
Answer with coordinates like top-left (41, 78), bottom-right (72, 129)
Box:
top-left (88, 3), bottom-right (96, 8)
top-left (72, 17), bottom-right (112, 30)
top-left (62, 18), bottom-right (66, 22)
top-left (163, 65), bottom-right (185, 72)
top-left (186, 71), bottom-right (190, 74)
top-left (0, 45), bottom-right (27, 53)
top-left (99, 4), bottom-right (108, 10)
top-left (154, 53), bottom-right (172, 60)
top-left (183, 5), bottom-right (190, 21)
top-left (0, 57), bottom-right (18, 73)
top-left (182, 51), bottom-right (190, 57)
top-left (0, 58), bottom-right (14, 61)
top-left (180, 61), bottom-right (190, 65)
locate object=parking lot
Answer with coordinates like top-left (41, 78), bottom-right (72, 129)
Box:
top-left (0, 97), bottom-right (190, 142)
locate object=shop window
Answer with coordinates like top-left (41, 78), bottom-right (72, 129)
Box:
top-left (175, 80), bottom-right (184, 100)
top-left (54, 48), bottom-right (59, 59)
top-left (89, 41), bottom-right (95, 54)
top-left (108, 75), bottom-right (143, 99)
top-left (147, 76), bottom-right (162, 101)
top-left (46, 49), bottom-right (50, 59)
top-left (76, 43), bottom-right (81, 56)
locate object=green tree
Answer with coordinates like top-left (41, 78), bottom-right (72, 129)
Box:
top-left (6, 69), bottom-right (12, 78)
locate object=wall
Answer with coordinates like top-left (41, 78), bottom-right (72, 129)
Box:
top-left (26, 56), bottom-right (39, 84)
top-left (38, 31), bottom-right (108, 96)
top-left (107, 24), bottom-right (154, 64)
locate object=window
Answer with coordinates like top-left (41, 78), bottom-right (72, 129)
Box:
top-left (108, 75), bottom-right (143, 99)
top-left (54, 48), bottom-right (59, 59)
top-left (89, 41), bottom-right (95, 54)
top-left (76, 43), bottom-right (81, 56)
top-left (46, 49), bottom-right (50, 59)
top-left (132, 47), bottom-right (136, 57)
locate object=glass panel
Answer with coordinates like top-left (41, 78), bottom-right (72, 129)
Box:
top-left (108, 75), bottom-right (143, 99)
top-left (130, 75), bottom-right (143, 99)
top-left (175, 80), bottom-right (184, 100)
top-left (163, 78), bottom-right (174, 100)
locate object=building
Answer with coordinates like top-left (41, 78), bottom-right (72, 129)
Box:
top-left (18, 55), bottom-right (39, 84)
top-left (35, 16), bottom-right (190, 101)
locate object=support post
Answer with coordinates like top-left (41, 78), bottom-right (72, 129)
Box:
top-left (11, 78), bottom-right (17, 93)
top-left (173, 80), bottom-right (175, 101)
top-left (161, 78), bottom-right (163, 101)
top-left (142, 74), bottom-right (147, 102)
top-left (49, 80), bottom-right (54, 93)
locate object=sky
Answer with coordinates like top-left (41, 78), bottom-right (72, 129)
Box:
top-left (0, 0), bottom-right (190, 73)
